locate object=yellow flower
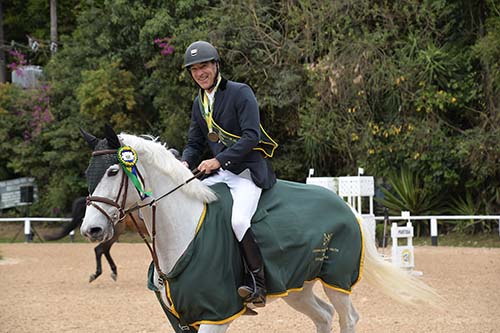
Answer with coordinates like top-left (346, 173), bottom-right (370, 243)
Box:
top-left (391, 125), bottom-right (401, 135)
top-left (368, 149), bottom-right (375, 155)
top-left (413, 152), bottom-right (420, 159)
top-left (451, 97), bottom-right (457, 103)
top-left (351, 133), bottom-right (359, 141)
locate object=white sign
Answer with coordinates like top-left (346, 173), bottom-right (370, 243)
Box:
top-left (0, 177), bottom-right (37, 209)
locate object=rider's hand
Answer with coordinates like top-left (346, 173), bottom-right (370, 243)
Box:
top-left (197, 158), bottom-right (221, 174)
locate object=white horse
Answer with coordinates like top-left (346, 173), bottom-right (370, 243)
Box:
top-left (80, 126), bottom-right (440, 333)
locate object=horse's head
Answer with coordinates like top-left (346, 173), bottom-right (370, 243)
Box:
top-left (80, 125), bottom-right (218, 243)
top-left (80, 125), bottom-right (135, 242)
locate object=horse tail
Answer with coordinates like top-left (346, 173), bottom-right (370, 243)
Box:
top-left (354, 210), bottom-right (444, 308)
top-left (44, 197), bottom-right (87, 241)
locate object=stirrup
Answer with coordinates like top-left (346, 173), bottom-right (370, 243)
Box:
top-left (238, 285), bottom-right (266, 307)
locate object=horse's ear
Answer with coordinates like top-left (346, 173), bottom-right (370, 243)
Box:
top-left (79, 127), bottom-right (99, 149)
top-left (104, 124), bottom-right (121, 149)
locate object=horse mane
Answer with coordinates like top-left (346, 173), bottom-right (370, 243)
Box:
top-left (118, 133), bottom-right (217, 203)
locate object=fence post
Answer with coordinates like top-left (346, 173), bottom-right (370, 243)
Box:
top-left (382, 208), bottom-right (389, 248)
top-left (24, 218), bottom-right (33, 243)
top-left (430, 218), bottom-right (438, 246)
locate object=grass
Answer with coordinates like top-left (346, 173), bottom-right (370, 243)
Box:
top-left (413, 232), bottom-right (500, 248)
top-left (376, 231), bottom-right (500, 248)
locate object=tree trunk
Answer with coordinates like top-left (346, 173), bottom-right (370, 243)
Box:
top-left (0, 1), bottom-right (6, 82)
top-left (50, 0), bottom-right (57, 54)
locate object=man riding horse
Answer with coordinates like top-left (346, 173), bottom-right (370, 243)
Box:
top-left (180, 40), bottom-right (278, 308)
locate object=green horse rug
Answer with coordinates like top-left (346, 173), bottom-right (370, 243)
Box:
top-left (148, 179), bottom-right (364, 332)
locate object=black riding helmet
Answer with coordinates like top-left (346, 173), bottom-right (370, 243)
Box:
top-left (184, 41), bottom-right (221, 91)
top-left (183, 41), bottom-right (220, 68)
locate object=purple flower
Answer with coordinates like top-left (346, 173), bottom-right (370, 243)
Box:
top-left (161, 46), bottom-right (174, 55)
top-left (23, 130), bottom-right (31, 141)
top-left (154, 36), bottom-right (175, 57)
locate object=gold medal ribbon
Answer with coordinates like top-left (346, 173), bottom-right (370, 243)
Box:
top-left (198, 75), bottom-right (222, 137)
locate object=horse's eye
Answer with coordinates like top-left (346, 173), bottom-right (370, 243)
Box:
top-left (107, 167), bottom-right (119, 177)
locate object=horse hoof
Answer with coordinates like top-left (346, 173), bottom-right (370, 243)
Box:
top-left (111, 273), bottom-right (117, 281)
top-left (89, 274), bottom-right (97, 283)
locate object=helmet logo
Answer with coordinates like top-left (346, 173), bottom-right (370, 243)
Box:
top-left (190, 48), bottom-right (198, 57)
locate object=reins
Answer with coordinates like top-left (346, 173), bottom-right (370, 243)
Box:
top-left (124, 169), bottom-right (205, 215)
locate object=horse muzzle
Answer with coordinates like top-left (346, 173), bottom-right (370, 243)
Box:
top-left (81, 212), bottom-right (115, 243)
top-left (81, 224), bottom-right (114, 242)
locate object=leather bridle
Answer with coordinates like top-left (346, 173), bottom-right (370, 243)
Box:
top-left (85, 147), bottom-right (203, 285)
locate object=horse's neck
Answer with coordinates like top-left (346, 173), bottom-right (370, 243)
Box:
top-left (140, 167), bottom-right (204, 275)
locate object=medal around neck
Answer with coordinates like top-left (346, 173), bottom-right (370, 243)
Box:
top-left (207, 131), bottom-right (219, 142)
top-left (117, 146), bottom-right (152, 198)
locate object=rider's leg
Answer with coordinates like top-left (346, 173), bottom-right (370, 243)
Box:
top-left (202, 169), bottom-right (266, 306)
top-left (226, 171), bottom-right (265, 306)
top-left (237, 228), bottom-right (266, 307)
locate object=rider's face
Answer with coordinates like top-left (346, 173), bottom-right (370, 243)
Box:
top-left (189, 61), bottom-right (217, 92)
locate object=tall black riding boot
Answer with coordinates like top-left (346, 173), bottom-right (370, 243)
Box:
top-left (238, 229), bottom-right (266, 307)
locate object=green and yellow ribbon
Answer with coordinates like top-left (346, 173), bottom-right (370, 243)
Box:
top-left (198, 75), bottom-right (222, 134)
top-left (117, 146), bottom-right (152, 198)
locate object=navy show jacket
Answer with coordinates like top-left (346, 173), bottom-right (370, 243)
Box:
top-left (182, 78), bottom-right (276, 189)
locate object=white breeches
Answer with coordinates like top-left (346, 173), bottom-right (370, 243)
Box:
top-left (202, 169), bottom-right (261, 241)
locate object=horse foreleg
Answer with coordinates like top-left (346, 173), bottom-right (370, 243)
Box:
top-left (198, 323), bottom-right (230, 333)
top-left (323, 288), bottom-right (359, 333)
top-left (89, 243), bottom-right (104, 283)
top-left (283, 281), bottom-right (334, 333)
top-left (102, 240), bottom-right (118, 281)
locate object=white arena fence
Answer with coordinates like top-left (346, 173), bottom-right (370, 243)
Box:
top-left (0, 217), bottom-right (73, 242)
top-left (1, 211), bottom-right (499, 245)
top-left (376, 214), bottom-right (500, 246)
top-left (305, 171), bottom-right (500, 245)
